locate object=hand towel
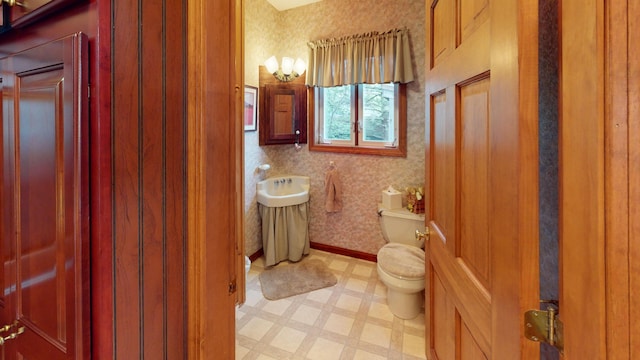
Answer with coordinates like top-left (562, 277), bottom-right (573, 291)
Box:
top-left (324, 168), bottom-right (343, 212)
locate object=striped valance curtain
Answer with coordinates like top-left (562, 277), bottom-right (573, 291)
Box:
top-left (306, 28), bottom-right (414, 87)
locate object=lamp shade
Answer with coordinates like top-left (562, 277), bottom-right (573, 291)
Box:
top-left (293, 58), bottom-right (306, 76)
top-left (265, 56), bottom-right (279, 73)
top-left (281, 57), bottom-right (294, 75)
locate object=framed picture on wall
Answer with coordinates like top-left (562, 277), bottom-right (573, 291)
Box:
top-left (244, 85), bottom-right (258, 131)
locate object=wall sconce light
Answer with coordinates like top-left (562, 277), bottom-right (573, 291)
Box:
top-left (264, 56), bottom-right (306, 82)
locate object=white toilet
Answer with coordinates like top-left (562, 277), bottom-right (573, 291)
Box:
top-left (376, 204), bottom-right (426, 319)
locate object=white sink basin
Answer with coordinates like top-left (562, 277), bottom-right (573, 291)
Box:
top-left (257, 176), bottom-right (310, 207)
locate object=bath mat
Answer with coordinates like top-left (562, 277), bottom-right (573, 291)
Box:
top-left (259, 259), bottom-right (337, 300)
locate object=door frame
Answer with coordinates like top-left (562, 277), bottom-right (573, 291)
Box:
top-left (560, 0), bottom-right (638, 357)
top-left (186, 0), bottom-right (244, 358)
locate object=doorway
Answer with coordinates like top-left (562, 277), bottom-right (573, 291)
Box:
top-left (538, 0), bottom-right (560, 358)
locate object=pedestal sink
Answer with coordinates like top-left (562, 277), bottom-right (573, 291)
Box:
top-left (256, 175), bottom-right (310, 266)
top-left (256, 175), bottom-right (310, 208)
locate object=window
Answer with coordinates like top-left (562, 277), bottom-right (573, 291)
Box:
top-left (309, 83), bottom-right (407, 156)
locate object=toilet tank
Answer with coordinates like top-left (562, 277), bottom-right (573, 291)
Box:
top-left (378, 204), bottom-right (426, 248)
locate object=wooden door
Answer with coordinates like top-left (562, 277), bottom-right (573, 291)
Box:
top-left (0, 33), bottom-right (89, 359)
top-left (424, 0), bottom-right (539, 358)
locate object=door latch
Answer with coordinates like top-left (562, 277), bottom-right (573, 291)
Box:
top-left (228, 280), bottom-right (237, 294)
top-left (524, 305), bottom-right (564, 354)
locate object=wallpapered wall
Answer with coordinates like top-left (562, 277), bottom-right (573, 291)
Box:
top-left (243, 0), bottom-right (426, 257)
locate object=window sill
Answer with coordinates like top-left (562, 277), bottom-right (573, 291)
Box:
top-left (308, 143), bottom-right (407, 157)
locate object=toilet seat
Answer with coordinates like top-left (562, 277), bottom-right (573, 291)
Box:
top-left (377, 243), bottom-right (425, 279)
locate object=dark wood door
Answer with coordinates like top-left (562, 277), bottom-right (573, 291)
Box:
top-left (0, 33), bottom-right (88, 359)
top-left (424, 0), bottom-right (539, 358)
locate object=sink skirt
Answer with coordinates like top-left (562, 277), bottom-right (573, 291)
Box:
top-left (258, 201), bottom-right (310, 267)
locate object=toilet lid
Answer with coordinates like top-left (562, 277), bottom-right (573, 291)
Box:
top-left (378, 243), bottom-right (425, 279)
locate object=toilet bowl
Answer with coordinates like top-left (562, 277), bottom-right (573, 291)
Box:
top-left (376, 205), bottom-right (425, 319)
top-left (245, 256), bottom-right (251, 291)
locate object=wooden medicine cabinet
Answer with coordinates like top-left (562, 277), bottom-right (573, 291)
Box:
top-left (258, 65), bottom-right (307, 146)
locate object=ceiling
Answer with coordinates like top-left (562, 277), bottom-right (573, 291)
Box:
top-left (265, 0), bottom-right (322, 11)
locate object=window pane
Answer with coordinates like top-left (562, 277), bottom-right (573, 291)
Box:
top-left (362, 83), bottom-right (395, 142)
top-left (323, 85), bottom-right (352, 140)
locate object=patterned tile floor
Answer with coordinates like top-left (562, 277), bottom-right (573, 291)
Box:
top-left (236, 249), bottom-right (427, 359)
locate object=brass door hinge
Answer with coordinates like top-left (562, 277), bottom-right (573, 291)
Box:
top-left (524, 305), bottom-right (564, 354)
top-left (228, 280), bottom-right (237, 294)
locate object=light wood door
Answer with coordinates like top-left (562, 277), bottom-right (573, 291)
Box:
top-left (0, 33), bottom-right (89, 359)
top-left (424, 0), bottom-right (539, 358)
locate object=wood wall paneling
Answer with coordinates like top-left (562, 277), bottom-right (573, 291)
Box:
top-left (0, 0), bottom-right (239, 358)
top-left (113, 0), bottom-right (187, 358)
top-left (164, 0), bottom-right (187, 355)
top-left (113, 0), bottom-right (142, 356)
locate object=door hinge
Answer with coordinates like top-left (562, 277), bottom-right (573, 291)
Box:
top-left (524, 305), bottom-right (564, 354)
top-left (228, 280), bottom-right (237, 294)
